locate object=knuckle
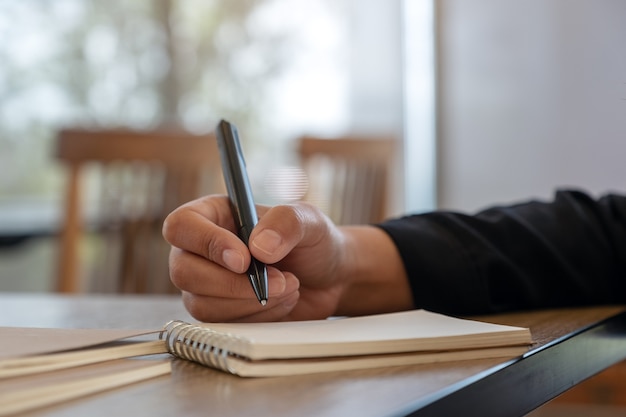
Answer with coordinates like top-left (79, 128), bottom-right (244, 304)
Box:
top-left (270, 204), bottom-right (302, 229)
top-left (167, 250), bottom-right (188, 289)
top-left (267, 202), bottom-right (325, 242)
top-left (182, 293), bottom-right (222, 323)
top-left (227, 274), bottom-right (245, 298)
top-left (201, 232), bottom-right (227, 263)
top-left (182, 294), bottom-right (208, 321)
top-left (161, 209), bottom-right (183, 245)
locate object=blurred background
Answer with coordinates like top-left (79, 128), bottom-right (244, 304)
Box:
top-left (0, 0), bottom-right (408, 293)
top-left (0, 0), bottom-right (625, 413)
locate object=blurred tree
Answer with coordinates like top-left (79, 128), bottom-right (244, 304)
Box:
top-left (0, 0), bottom-right (292, 197)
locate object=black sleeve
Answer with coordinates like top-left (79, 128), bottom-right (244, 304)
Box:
top-left (377, 189), bottom-right (626, 315)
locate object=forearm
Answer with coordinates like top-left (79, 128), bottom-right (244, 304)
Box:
top-left (379, 190), bottom-right (626, 315)
top-left (335, 225), bottom-right (415, 316)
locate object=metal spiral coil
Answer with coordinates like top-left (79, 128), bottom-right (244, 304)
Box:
top-left (160, 320), bottom-right (246, 374)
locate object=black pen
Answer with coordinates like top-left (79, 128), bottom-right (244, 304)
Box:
top-left (215, 120), bottom-right (269, 305)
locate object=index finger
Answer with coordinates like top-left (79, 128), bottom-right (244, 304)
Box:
top-left (162, 195), bottom-right (250, 273)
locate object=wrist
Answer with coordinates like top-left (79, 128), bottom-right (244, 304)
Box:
top-left (335, 225), bottom-right (413, 316)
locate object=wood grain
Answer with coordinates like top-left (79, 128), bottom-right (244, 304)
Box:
top-left (1, 294), bottom-right (623, 417)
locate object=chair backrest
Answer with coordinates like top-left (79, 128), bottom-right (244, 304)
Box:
top-left (296, 135), bottom-right (398, 225)
top-left (55, 128), bottom-right (223, 293)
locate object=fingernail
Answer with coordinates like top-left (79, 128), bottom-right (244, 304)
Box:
top-left (252, 229), bottom-right (282, 255)
top-left (268, 272), bottom-right (287, 295)
top-left (223, 249), bottom-right (245, 272)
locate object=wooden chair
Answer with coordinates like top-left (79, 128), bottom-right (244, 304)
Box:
top-left (296, 135), bottom-right (398, 225)
top-left (55, 128), bottom-right (223, 294)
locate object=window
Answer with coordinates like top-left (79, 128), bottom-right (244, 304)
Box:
top-left (0, 0), bottom-right (410, 207)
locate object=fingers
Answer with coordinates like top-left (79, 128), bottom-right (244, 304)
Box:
top-left (163, 195), bottom-right (338, 322)
top-left (168, 249), bottom-right (284, 296)
top-left (182, 291), bottom-right (301, 323)
top-left (163, 197), bottom-right (331, 272)
top-left (163, 195), bottom-right (250, 274)
top-left (176, 263), bottom-right (302, 322)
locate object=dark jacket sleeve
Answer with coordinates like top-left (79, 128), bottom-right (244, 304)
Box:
top-left (377, 189), bottom-right (626, 315)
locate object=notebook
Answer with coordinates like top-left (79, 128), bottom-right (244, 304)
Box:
top-left (0, 359), bottom-right (171, 416)
top-left (0, 328), bottom-right (171, 415)
top-left (0, 309), bottom-right (532, 413)
top-left (160, 309), bottom-right (532, 377)
top-left (1, 309), bottom-right (532, 380)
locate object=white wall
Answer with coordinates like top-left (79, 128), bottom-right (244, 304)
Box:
top-left (436, 0), bottom-right (626, 212)
top-left (348, 0), bottom-right (406, 216)
top-left (348, 0), bottom-right (404, 133)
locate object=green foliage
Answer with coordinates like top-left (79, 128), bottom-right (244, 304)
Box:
top-left (0, 0), bottom-right (292, 196)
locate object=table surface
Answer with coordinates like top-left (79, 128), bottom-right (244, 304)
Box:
top-left (2, 293), bottom-right (626, 417)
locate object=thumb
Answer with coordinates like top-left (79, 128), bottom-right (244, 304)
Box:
top-left (249, 203), bottom-right (328, 263)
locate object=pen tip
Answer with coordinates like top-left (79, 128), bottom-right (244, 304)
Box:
top-left (260, 300), bottom-right (267, 306)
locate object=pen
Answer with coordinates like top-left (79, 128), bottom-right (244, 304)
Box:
top-left (215, 119), bottom-right (269, 305)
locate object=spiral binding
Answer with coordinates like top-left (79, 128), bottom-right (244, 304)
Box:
top-left (160, 320), bottom-right (247, 374)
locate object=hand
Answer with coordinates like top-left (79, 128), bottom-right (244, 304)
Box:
top-left (163, 195), bottom-right (345, 322)
top-left (163, 195), bottom-right (413, 322)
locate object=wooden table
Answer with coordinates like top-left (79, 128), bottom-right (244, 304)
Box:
top-left (2, 293), bottom-right (626, 417)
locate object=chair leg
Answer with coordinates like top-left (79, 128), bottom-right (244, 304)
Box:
top-left (57, 165), bottom-right (81, 293)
